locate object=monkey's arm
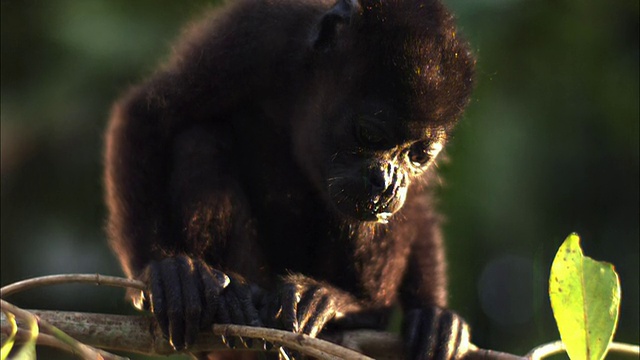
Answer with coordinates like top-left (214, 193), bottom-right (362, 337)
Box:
top-left (398, 212), bottom-right (471, 360)
top-left (105, 86), bottom-right (179, 278)
top-left (105, 88), bottom-right (262, 349)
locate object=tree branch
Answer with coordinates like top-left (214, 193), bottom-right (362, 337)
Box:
top-left (1, 309), bottom-right (526, 359)
top-left (0, 274), bottom-right (525, 359)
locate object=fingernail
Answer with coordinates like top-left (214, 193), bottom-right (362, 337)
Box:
top-left (264, 341), bottom-right (274, 351)
top-left (132, 291), bottom-right (146, 310)
top-left (237, 335), bottom-right (248, 348)
top-left (170, 339), bottom-right (185, 351)
top-left (278, 347), bottom-right (292, 360)
top-left (227, 337), bottom-right (237, 349)
top-left (216, 273), bottom-right (231, 288)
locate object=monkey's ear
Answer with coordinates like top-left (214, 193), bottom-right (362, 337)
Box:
top-left (312, 0), bottom-right (360, 51)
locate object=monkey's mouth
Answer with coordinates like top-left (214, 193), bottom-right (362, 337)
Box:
top-left (375, 212), bottom-right (393, 224)
top-left (368, 188), bottom-right (406, 223)
top-left (353, 195), bottom-right (404, 223)
top-left (329, 182), bottom-right (407, 223)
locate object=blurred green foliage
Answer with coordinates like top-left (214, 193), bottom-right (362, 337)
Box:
top-left (1, 0), bottom-right (638, 358)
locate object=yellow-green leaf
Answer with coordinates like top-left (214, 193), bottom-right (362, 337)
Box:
top-left (549, 233), bottom-right (621, 360)
top-left (1, 312), bottom-right (18, 360)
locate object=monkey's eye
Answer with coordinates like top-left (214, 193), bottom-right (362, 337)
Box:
top-left (408, 140), bottom-right (443, 166)
top-left (355, 119), bottom-right (386, 148)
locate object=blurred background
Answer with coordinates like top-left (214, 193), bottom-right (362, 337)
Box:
top-left (1, 0), bottom-right (638, 358)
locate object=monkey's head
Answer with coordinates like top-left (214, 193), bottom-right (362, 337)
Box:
top-left (291, 0), bottom-right (475, 223)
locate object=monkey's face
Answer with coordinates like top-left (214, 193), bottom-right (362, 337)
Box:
top-left (292, 92), bottom-right (447, 223)
top-left (323, 110), bottom-right (446, 223)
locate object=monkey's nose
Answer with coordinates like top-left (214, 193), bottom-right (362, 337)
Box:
top-left (368, 168), bottom-right (387, 193)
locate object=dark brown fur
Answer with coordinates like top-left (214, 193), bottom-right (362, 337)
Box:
top-left (105, 0), bottom-right (474, 358)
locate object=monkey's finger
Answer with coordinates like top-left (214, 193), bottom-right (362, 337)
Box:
top-left (404, 308), bottom-right (437, 360)
top-left (301, 295), bottom-right (334, 337)
top-left (262, 286), bottom-right (287, 329)
top-left (296, 286), bottom-right (322, 332)
top-left (216, 295), bottom-right (232, 324)
top-left (149, 261), bottom-right (170, 340)
top-left (197, 262), bottom-right (223, 328)
top-left (259, 298), bottom-right (273, 327)
top-left (250, 283), bottom-right (268, 310)
top-left (280, 284), bottom-right (300, 332)
top-left (225, 289), bottom-right (246, 325)
top-left (176, 256), bottom-right (202, 347)
top-left (436, 311), bottom-right (470, 360)
top-left (454, 322), bottom-right (471, 359)
top-left (431, 310), bottom-right (457, 360)
top-left (215, 297), bottom-right (235, 350)
top-left (159, 259), bottom-right (186, 350)
top-left (228, 278), bottom-right (263, 327)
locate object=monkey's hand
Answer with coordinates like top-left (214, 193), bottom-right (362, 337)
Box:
top-left (403, 307), bottom-right (471, 360)
top-left (262, 274), bottom-right (360, 338)
top-left (134, 255), bottom-right (262, 350)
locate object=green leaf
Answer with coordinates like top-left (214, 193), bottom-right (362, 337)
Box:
top-left (549, 233), bottom-right (621, 360)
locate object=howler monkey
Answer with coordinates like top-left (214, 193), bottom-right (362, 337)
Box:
top-left (105, 0), bottom-right (475, 358)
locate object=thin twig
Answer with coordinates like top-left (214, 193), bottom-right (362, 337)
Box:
top-left (0, 274), bottom-right (145, 298)
top-left (609, 342), bottom-right (640, 355)
top-left (526, 339), bottom-right (640, 360)
top-left (211, 324), bottom-right (372, 360)
top-left (525, 340), bottom-right (565, 360)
